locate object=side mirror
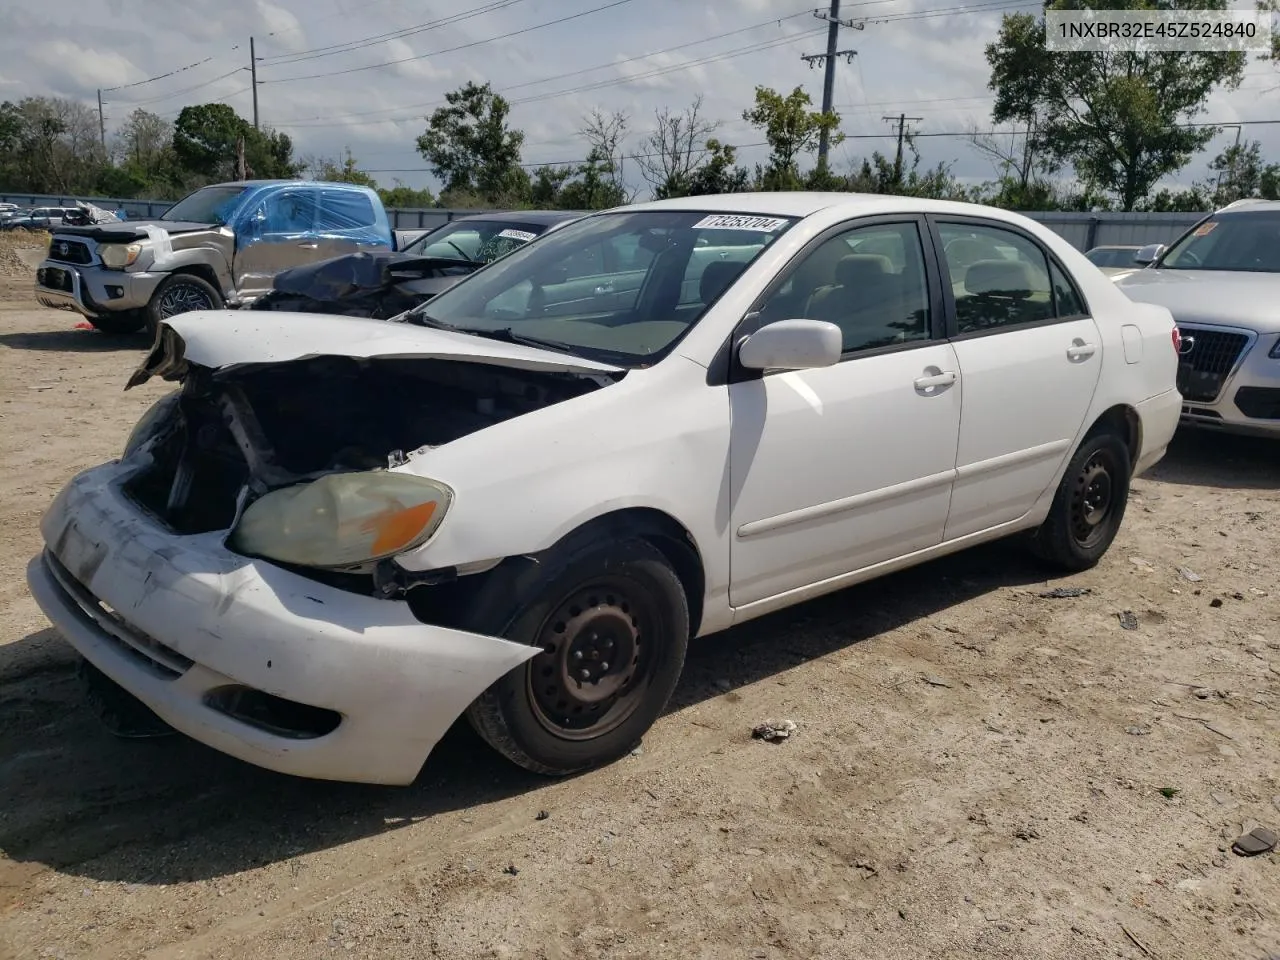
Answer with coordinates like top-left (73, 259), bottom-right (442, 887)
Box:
top-left (1133, 243), bottom-right (1165, 266)
top-left (738, 319), bottom-right (842, 372)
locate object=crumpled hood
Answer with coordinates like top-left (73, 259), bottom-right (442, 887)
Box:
top-left (126, 311), bottom-right (624, 389)
top-left (1115, 268), bottom-right (1280, 332)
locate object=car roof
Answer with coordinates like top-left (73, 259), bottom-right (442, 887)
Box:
top-left (615, 191), bottom-right (1046, 225)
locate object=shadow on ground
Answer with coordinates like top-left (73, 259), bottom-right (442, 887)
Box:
top-left (0, 430), bottom-right (1263, 887)
top-left (0, 539), bottom-right (1048, 888)
top-left (0, 328), bottom-right (147, 354)
top-left (1147, 429), bottom-right (1278, 491)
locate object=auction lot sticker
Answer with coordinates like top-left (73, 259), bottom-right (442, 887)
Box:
top-left (693, 215), bottom-right (791, 232)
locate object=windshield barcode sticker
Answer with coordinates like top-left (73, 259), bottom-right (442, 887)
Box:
top-left (692, 214), bottom-right (789, 232)
top-left (497, 228), bottom-right (537, 242)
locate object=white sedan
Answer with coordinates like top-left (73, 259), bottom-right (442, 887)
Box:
top-left (28, 193), bottom-right (1182, 785)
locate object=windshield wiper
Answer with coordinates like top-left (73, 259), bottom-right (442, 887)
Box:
top-left (461, 326), bottom-right (580, 355)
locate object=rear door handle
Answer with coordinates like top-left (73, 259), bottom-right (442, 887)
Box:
top-left (297, 241), bottom-right (319, 249)
top-left (914, 371), bottom-right (957, 390)
top-left (1067, 340), bottom-right (1097, 361)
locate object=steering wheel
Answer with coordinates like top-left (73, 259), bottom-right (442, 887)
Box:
top-left (1176, 249), bottom-right (1202, 268)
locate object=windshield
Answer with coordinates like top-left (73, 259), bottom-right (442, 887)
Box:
top-left (160, 185), bottom-right (250, 225)
top-left (405, 218), bottom-right (554, 263)
top-left (418, 210), bottom-right (797, 366)
top-left (1159, 212), bottom-right (1280, 273)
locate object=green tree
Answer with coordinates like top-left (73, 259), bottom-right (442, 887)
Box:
top-left (173, 103), bottom-right (245, 179)
top-left (843, 136), bottom-right (974, 200)
top-left (377, 181), bottom-right (435, 208)
top-left (0, 97), bottom-right (106, 194)
top-left (1206, 139), bottom-right (1280, 205)
top-left (685, 139), bottom-right (751, 196)
top-left (987, 0), bottom-right (1246, 211)
top-left (742, 85), bottom-right (842, 190)
top-left (173, 103), bottom-right (300, 183)
top-left (310, 147), bottom-right (379, 187)
top-left (416, 81), bottom-right (526, 200)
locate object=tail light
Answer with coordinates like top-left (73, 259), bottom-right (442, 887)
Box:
top-left (1171, 327), bottom-right (1182, 354)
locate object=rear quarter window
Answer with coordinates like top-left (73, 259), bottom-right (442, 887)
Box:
top-left (317, 189), bottom-right (378, 232)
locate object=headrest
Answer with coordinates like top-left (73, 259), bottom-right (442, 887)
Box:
top-left (699, 260), bottom-right (746, 304)
top-left (835, 254), bottom-right (893, 289)
top-left (964, 259), bottom-right (1038, 298)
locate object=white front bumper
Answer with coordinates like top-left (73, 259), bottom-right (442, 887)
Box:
top-left (27, 462), bottom-right (537, 785)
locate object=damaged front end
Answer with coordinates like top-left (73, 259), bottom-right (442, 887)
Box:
top-left (122, 322), bottom-right (613, 597)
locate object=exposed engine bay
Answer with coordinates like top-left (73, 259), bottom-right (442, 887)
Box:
top-left (123, 355), bottom-right (610, 540)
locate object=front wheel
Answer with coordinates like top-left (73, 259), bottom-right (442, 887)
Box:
top-left (145, 274), bottom-right (224, 337)
top-left (464, 538), bottom-right (690, 776)
top-left (1030, 430), bottom-right (1131, 572)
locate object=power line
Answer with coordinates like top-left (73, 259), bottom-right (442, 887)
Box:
top-left (802, 1), bottom-right (861, 165)
top-left (507, 29), bottom-right (828, 107)
top-left (106, 67), bottom-right (247, 107)
top-left (273, 23), bottom-right (826, 128)
top-left (268, 7), bottom-right (821, 126)
top-left (265, 0), bottom-right (639, 84)
top-left (260, 0), bottom-right (530, 65)
top-left (100, 54), bottom-right (231, 94)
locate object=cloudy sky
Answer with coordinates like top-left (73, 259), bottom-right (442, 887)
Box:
top-left (1, 0), bottom-right (1277, 197)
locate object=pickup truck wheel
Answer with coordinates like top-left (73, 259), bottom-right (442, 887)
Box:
top-left (87, 310), bottom-right (146, 335)
top-left (464, 538), bottom-right (689, 776)
top-left (1029, 431), bottom-right (1131, 572)
top-left (145, 274), bottom-right (224, 336)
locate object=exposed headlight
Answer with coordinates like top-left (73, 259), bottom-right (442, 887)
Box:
top-left (229, 472), bottom-right (453, 568)
top-left (122, 390), bottom-right (180, 458)
top-left (1270, 336), bottom-right (1280, 359)
top-left (99, 242), bottom-right (142, 270)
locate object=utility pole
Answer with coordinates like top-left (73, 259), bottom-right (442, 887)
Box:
top-left (801, 1), bottom-right (862, 168)
top-left (250, 36), bottom-right (260, 129)
top-left (96, 89), bottom-right (106, 149)
top-left (883, 113), bottom-right (922, 184)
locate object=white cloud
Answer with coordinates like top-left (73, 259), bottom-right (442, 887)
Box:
top-left (30, 40), bottom-right (142, 92)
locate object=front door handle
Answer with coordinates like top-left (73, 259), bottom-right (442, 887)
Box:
top-left (1067, 340), bottom-right (1097, 361)
top-left (914, 370), bottom-right (957, 391)
top-left (297, 241), bottom-right (319, 249)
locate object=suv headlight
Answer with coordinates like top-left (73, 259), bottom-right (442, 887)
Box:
top-left (99, 242), bottom-right (142, 270)
top-left (229, 472), bottom-right (453, 568)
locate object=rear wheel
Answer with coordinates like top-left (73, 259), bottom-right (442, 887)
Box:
top-left (145, 274), bottom-right (224, 337)
top-left (1030, 430), bottom-right (1131, 572)
top-left (464, 538), bottom-right (689, 775)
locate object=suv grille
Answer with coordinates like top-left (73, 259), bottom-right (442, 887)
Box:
top-left (1176, 326), bottom-right (1250, 403)
top-left (47, 239), bottom-right (93, 265)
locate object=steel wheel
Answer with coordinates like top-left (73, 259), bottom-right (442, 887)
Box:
top-left (1068, 448), bottom-right (1119, 550)
top-left (156, 280), bottom-right (216, 318)
top-left (526, 577), bottom-right (657, 741)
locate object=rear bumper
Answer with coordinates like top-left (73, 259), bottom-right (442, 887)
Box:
top-left (1134, 388), bottom-right (1181, 476)
top-left (27, 461), bottom-right (537, 785)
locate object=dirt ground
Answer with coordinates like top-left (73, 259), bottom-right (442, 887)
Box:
top-left (0, 235), bottom-right (1278, 960)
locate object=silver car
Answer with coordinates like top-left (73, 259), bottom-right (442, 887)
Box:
top-left (1114, 199), bottom-right (1280, 438)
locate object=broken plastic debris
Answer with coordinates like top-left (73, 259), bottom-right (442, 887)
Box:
top-left (1117, 611), bottom-right (1139, 631)
top-left (1039, 587), bottom-right (1092, 599)
top-left (1232, 827), bottom-right (1278, 857)
top-left (751, 719), bottom-right (797, 743)
top-left (1178, 567), bottom-right (1203, 583)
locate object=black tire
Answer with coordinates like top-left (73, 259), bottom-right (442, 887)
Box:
top-left (1030, 429), bottom-right (1132, 572)
top-left (145, 273), bottom-right (224, 337)
top-left (88, 310), bottom-right (146, 335)
top-left (464, 537), bottom-right (690, 776)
